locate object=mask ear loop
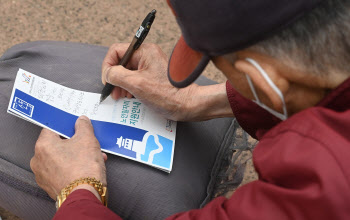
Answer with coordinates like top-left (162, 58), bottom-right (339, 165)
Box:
top-left (245, 58), bottom-right (288, 118)
top-left (245, 74), bottom-right (260, 103)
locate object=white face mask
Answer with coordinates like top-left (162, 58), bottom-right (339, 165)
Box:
top-left (245, 58), bottom-right (288, 121)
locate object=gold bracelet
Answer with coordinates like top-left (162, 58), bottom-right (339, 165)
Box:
top-left (55, 177), bottom-right (108, 210)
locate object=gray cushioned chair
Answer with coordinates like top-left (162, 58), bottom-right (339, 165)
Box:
top-left (0, 41), bottom-right (240, 220)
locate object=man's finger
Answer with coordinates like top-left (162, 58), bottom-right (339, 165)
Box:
top-left (30, 158), bottom-right (37, 173)
top-left (105, 65), bottom-right (138, 91)
top-left (120, 88), bottom-right (127, 98)
top-left (101, 43), bottom-right (143, 84)
top-left (37, 128), bottom-right (60, 142)
top-left (102, 152), bottom-right (108, 162)
top-left (103, 43), bottom-right (129, 64)
top-left (126, 91), bottom-right (133, 99)
top-left (111, 87), bottom-right (122, 100)
top-left (102, 43), bottom-right (133, 84)
top-left (73, 116), bottom-right (94, 137)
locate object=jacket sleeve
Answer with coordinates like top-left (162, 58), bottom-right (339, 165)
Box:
top-left (165, 130), bottom-right (349, 220)
top-left (53, 189), bottom-right (122, 220)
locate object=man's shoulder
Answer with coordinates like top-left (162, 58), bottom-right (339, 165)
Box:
top-left (263, 106), bottom-right (350, 147)
top-left (255, 106), bottom-right (350, 183)
top-left (251, 107), bottom-right (350, 217)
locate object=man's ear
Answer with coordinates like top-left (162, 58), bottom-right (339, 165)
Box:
top-left (234, 56), bottom-right (290, 112)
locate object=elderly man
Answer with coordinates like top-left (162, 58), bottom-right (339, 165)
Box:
top-left (30, 0), bottom-right (350, 219)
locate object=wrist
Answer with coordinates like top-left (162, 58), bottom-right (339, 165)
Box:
top-left (55, 177), bottom-right (108, 210)
top-left (71, 184), bottom-right (102, 202)
top-left (187, 83), bottom-right (234, 121)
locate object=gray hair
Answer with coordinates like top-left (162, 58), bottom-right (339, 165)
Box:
top-left (251, 0), bottom-right (350, 76)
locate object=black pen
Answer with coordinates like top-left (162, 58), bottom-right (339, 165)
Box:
top-left (99, 9), bottom-right (157, 103)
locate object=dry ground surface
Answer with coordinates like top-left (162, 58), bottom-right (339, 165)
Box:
top-left (0, 0), bottom-right (257, 219)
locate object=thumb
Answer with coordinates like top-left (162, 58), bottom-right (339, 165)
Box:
top-left (102, 152), bottom-right (108, 162)
top-left (105, 65), bottom-right (138, 91)
top-left (73, 116), bottom-right (95, 137)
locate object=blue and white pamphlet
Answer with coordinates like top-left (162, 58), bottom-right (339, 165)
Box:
top-left (7, 69), bottom-right (176, 172)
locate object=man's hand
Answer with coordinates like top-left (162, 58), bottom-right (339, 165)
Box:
top-left (102, 43), bottom-right (234, 121)
top-left (30, 116), bottom-right (107, 200)
top-left (102, 43), bottom-right (199, 121)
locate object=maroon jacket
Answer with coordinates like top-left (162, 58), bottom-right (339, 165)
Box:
top-left (54, 78), bottom-right (350, 220)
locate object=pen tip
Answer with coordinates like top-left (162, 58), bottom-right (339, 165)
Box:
top-left (99, 95), bottom-right (107, 104)
top-left (151, 9), bottom-right (157, 15)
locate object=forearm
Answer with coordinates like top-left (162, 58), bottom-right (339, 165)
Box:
top-left (185, 83), bottom-right (234, 121)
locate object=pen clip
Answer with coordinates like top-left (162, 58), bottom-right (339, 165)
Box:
top-left (134, 10), bottom-right (156, 50)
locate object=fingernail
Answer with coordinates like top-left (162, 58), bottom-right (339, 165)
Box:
top-left (79, 115), bottom-right (90, 122)
top-left (105, 67), bottom-right (111, 83)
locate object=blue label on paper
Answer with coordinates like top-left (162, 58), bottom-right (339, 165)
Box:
top-left (12, 97), bottom-right (34, 117)
top-left (11, 89), bottom-right (173, 170)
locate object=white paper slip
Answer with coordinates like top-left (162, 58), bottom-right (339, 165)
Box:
top-left (7, 69), bottom-right (177, 172)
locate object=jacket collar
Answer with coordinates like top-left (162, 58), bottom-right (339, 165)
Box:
top-left (317, 77), bottom-right (350, 112)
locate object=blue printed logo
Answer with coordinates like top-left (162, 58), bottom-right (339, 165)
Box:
top-left (12, 97), bottom-right (34, 117)
top-left (22, 72), bottom-right (31, 84)
top-left (116, 132), bottom-right (173, 169)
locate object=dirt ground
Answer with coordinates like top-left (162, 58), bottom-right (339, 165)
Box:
top-left (0, 0), bottom-right (257, 219)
